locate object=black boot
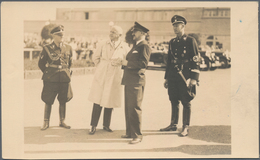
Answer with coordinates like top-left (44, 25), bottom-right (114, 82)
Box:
top-left (160, 101), bottom-right (179, 131)
top-left (180, 125), bottom-right (189, 137)
top-left (59, 103), bottom-right (71, 129)
top-left (180, 102), bottom-right (191, 137)
top-left (41, 104), bottom-right (52, 131)
top-left (182, 102), bottom-right (191, 128)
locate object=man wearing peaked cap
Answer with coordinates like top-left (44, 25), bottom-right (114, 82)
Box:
top-left (121, 22), bottom-right (151, 144)
top-left (131, 22), bottom-right (149, 33)
top-left (50, 25), bottom-right (64, 34)
top-left (38, 24), bottom-right (73, 131)
top-left (171, 15), bottom-right (187, 25)
top-left (160, 15), bottom-right (200, 137)
top-left (88, 25), bottom-right (129, 135)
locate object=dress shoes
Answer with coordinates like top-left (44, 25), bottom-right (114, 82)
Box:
top-left (103, 126), bottom-right (113, 132)
top-left (179, 125), bottom-right (189, 137)
top-left (59, 121), bottom-right (71, 129)
top-left (160, 125), bottom-right (177, 131)
top-left (129, 138), bottom-right (142, 144)
top-left (121, 135), bottom-right (131, 138)
top-left (89, 126), bottom-right (96, 135)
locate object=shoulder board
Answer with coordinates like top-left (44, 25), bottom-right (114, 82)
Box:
top-left (170, 38), bottom-right (176, 43)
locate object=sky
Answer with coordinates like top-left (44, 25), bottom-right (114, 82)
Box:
top-left (22, 6), bottom-right (56, 21)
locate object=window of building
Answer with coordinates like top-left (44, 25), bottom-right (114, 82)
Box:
top-left (85, 12), bottom-right (89, 20)
top-left (206, 35), bottom-right (223, 50)
top-left (203, 8), bottom-right (230, 17)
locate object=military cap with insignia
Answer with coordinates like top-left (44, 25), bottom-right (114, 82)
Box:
top-left (171, 15), bottom-right (187, 25)
top-left (51, 25), bottom-right (64, 34)
top-left (131, 22), bottom-right (149, 33)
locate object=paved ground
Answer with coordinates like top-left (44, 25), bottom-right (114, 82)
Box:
top-left (24, 64), bottom-right (231, 158)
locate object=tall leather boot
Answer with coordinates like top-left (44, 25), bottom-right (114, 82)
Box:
top-left (160, 101), bottom-right (179, 131)
top-left (180, 102), bottom-right (191, 136)
top-left (59, 103), bottom-right (71, 129)
top-left (41, 104), bottom-right (52, 131)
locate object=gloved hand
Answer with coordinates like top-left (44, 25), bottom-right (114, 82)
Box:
top-left (188, 79), bottom-right (197, 89)
top-left (164, 79), bottom-right (168, 89)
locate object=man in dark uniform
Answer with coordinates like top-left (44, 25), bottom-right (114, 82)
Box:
top-left (121, 22), bottom-right (151, 144)
top-left (160, 15), bottom-right (200, 137)
top-left (38, 25), bottom-right (73, 130)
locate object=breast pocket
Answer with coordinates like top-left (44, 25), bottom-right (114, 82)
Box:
top-left (130, 50), bottom-right (140, 60)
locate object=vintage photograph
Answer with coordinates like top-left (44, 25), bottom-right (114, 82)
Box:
top-left (1, 1), bottom-right (258, 159)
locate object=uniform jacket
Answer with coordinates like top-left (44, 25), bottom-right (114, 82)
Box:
top-left (165, 34), bottom-right (200, 81)
top-left (38, 41), bottom-right (73, 83)
top-left (121, 40), bottom-right (151, 86)
top-left (88, 39), bottom-right (129, 108)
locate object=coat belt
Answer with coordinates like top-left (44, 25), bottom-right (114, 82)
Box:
top-left (48, 64), bottom-right (68, 69)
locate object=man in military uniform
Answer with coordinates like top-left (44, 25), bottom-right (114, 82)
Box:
top-left (38, 25), bottom-right (73, 130)
top-left (121, 22), bottom-right (151, 144)
top-left (160, 15), bottom-right (200, 136)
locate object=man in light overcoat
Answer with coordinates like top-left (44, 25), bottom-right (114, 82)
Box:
top-left (88, 25), bottom-right (130, 134)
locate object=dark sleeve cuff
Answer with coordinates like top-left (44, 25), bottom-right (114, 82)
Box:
top-left (190, 70), bottom-right (200, 81)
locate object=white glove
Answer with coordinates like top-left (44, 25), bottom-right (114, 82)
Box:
top-left (164, 79), bottom-right (168, 89)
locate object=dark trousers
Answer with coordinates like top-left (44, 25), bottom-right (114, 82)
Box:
top-left (168, 80), bottom-right (191, 126)
top-left (90, 103), bottom-right (113, 127)
top-left (41, 81), bottom-right (73, 105)
top-left (124, 85), bottom-right (144, 138)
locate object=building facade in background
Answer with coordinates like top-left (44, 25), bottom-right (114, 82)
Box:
top-left (24, 7), bottom-right (230, 51)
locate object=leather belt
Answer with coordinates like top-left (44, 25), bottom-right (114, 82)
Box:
top-left (48, 64), bottom-right (68, 69)
top-left (171, 59), bottom-right (189, 64)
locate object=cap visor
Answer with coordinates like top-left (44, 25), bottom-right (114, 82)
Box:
top-left (172, 21), bottom-right (184, 25)
top-left (53, 31), bottom-right (64, 35)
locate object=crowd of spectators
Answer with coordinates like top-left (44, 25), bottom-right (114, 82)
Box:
top-left (24, 33), bottom-right (99, 60)
top-left (24, 34), bottom-right (230, 61)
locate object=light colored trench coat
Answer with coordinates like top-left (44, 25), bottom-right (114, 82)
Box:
top-left (88, 39), bottom-right (129, 108)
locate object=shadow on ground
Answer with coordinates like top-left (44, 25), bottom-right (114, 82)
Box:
top-left (147, 65), bottom-right (166, 71)
top-left (25, 125), bottom-right (231, 144)
top-left (24, 125), bottom-right (231, 155)
top-left (188, 125), bottom-right (231, 144)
